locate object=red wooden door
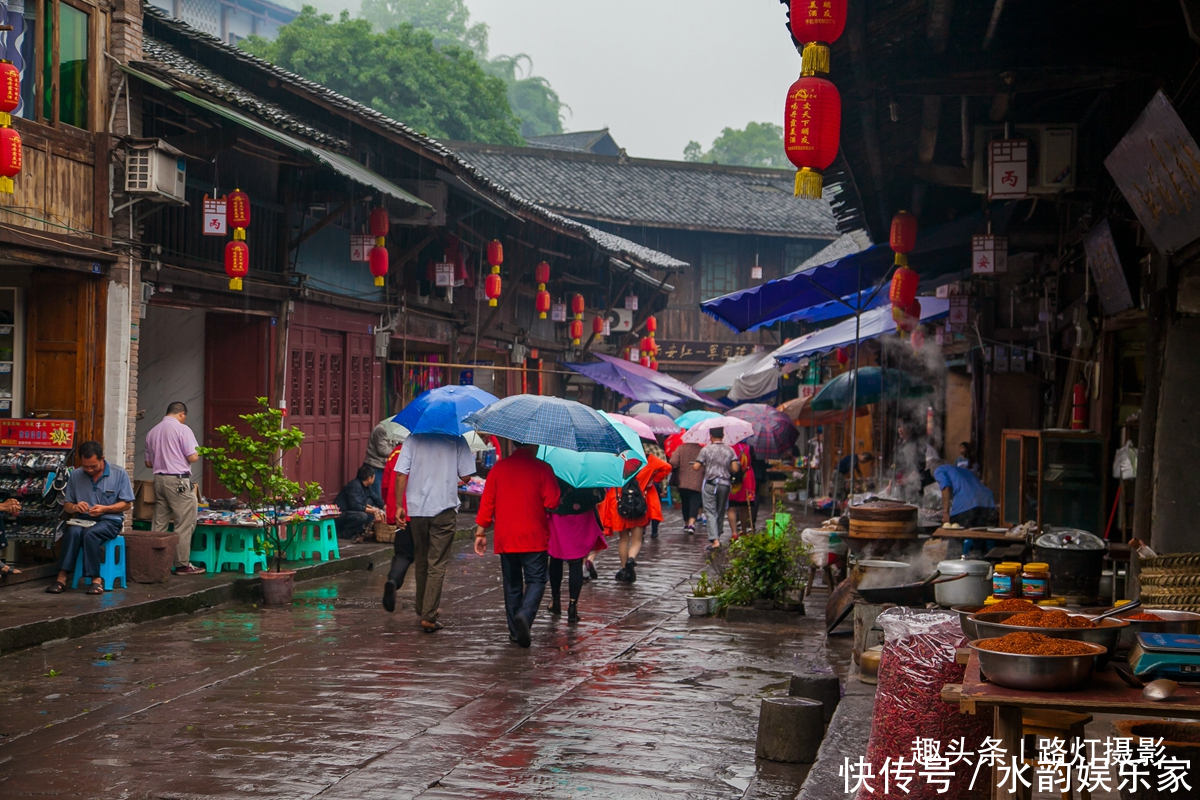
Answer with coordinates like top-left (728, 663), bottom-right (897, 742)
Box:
top-left (204, 314), bottom-right (275, 498)
top-left (288, 326), bottom-right (346, 500)
top-left (345, 333), bottom-right (379, 473)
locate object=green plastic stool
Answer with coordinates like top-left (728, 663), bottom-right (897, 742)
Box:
top-left (293, 519), bottom-right (340, 562)
top-left (766, 513), bottom-right (793, 537)
top-left (190, 526), bottom-right (222, 572)
top-left (216, 527), bottom-right (267, 574)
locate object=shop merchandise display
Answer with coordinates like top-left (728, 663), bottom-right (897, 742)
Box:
top-left (976, 632), bottom-right (1098, 656)
top-left (196, 503), bottom-right (341, 526)
top-left (0, 448), bottom-right (71, 545)
top-left (1002, 609), bottom-right (1097, 629)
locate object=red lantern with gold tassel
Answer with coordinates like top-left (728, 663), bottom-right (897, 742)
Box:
top-left (646, 315), bottom-right (658, 336)
top-left (592, 315), bottom-right (605, 336)
top-left (836, 347), bottom-right (849, 366)
top-left (367, 207), bottom-right (390, 286)
top-left (639, 354), bottom-right (651, 368)
top-left (0, 61), bottom-right (18, 118)
top-left (485, 273), bottom-right (502, 307)
top-left (640, 336), bottom-right (655, 355)
top-left (369, 207), bottom-right (389, 239)
top-left (889, 211), bottom-right (917, 264)
top-left (487, 240), bottom-right (503, 268)
top-left (889, 266), bottom-right (919, 308)
top-left (224, 240), bottom-right (249, 291)
top-left (226, 189), bottom-right (250, 238)
top-left (569, 318), bottom-right (583, 345)
top-left (369, 245), bottom-right (388, 287)
top-left (0, 62), bottom-right (21, 195)
top-left (784, 75), bottom-right (841, 199)
top-left (570, 293), bottom-right (585, 321)
top-left (907, 298), bottom-right (922, 323)
top-left (790, 0), bottom-right (847, 76)
top-left (535, 290), bottom-right (551, 319)
top-left (534, 261), bottom-right (551, 319)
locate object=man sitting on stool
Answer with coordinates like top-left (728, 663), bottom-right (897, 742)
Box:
top-left (335, 465), bottom-right (385, 541)
top-left (46, 441), bottom-right (134, 594)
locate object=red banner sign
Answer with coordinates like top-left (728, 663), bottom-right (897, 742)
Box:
top-left (0, 419), bottom-right (75, 449)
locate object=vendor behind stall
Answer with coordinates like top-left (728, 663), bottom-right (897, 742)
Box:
top-left (335, 466), bottom-right (385, 541)
top-left (929, 455), bottom-right (996, 528)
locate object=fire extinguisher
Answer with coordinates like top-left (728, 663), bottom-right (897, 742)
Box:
top-left (925, 406), bottom-right (934, 437)
top-left (1071, 382), bottom-right (1088, 430)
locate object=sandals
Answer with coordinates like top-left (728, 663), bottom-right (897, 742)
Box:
top-left (45, 581), bottom-right (66, 594)
top-left (0, 564), bottom-right (20, 577)
top-left (86, 583), bottom-right (104, 595)
top-left (420, 620), bottom-right (444, 633)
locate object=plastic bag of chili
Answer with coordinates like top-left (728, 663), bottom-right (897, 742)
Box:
top-left (856, 608), bottom-right (992, 799)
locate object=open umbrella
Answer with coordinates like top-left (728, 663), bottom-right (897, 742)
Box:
top-left (726, 404), bottom-right (800, 460)
top-left (603, 413), bottom-right (656, 441)
top-left (675, 410), bottom-right (724, 430)
top-left (464, 395), bottom-right (629, 454)
top-left (393, 385), bottom-right (499, 436)
top-left (664, 430), bottom-right (685, 458)
top-left (539, 420), bottom-right (645, 489)
top-left (390, 423), bottom-right (492, 452)
top-left (681, 415), bottom-right (755, 446)
top-left (810, 367), bottom-right (933, 412)
top-left (633, 412), bottom-right (681, 436)
top-left (780, 395), bottom-right (869, 428)
top-left (625, 402), bottom-right (682, 419)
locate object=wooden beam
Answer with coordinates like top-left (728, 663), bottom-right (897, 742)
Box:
top-left (289, 200), bottom-right (357, 250)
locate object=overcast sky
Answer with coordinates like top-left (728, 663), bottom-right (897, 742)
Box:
top-left (465, 0), bottom-right (801, 159)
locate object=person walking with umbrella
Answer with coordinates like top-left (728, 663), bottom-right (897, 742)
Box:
top-left (598, 452), bottom-right (671, 582)
top-left (547, 481), bottom-right (606, 623)
top-left (473, 441), bottom-right (561, 647)
top-left (693, 428), bottom-right (739, 553)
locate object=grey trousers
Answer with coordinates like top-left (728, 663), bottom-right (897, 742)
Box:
top-left (152, 475), bottom-right (198, 568)
top-left (409, 508), bottom-right (457, 623)
top-left (702, 481), bottom-right (730, 543)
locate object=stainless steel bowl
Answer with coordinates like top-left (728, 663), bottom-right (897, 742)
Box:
top-left (952, 604), bottom-right (987, 639)
top-left (970, 639), bottom-right (1105, 691)
top-left (969, 611), bottom-right (1129, 666)
top-left (1081, 608), bottom-right (1200, 652)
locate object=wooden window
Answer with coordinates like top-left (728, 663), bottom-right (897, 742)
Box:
top-left (330, 353), bottom-right (342, 416)
top-left (349, 355), bottom-right (360, 415)
top-left (289, 350), bottom-right (301, 416)
top-left (38, 0), bottom-right (94, 130)
top-left (303, 350), bottom-right (314, 416)
top-left (318, 352), bottom-right (327, 415)
top-left (700, 239), bottom-right (739, 301)
top-left (360, 357), bottom-right (372, 418)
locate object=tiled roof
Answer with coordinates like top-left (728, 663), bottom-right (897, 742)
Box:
top-left (793, 231), bottom-right (873, 272)
top-left (449, 142), bottom-right (842, 239)
top-left (139, 4), bottom-right (688, 272)
top-left (526, 129), bottom-right (620, 155)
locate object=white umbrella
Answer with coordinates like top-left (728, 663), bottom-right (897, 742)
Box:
top-left (681, 416), bottom-right (755, 446)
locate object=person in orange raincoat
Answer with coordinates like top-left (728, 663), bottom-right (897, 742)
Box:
top-left (598, 453), bottom-right (671, 583)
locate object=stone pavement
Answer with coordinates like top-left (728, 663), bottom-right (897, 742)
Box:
top-left (0, 514), bottom-right (837, 799)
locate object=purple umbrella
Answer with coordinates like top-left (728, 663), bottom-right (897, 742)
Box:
top-left (633, 412), bottom-right (681, 436)
top-left (560, 360), bottom-right (684, 404)
top-left (726, 404), bottom-right (800, 460)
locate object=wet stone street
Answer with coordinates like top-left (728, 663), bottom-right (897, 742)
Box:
top-left (0, 515), bottom-right (833, 799)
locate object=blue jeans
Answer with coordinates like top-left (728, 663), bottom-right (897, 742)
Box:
top-left (500, 551), bottom-right (548, 637)
top-left (59, 518), bottom-right (122, 579)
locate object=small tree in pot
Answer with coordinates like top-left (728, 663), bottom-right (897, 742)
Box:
top-left (197, 397), bottom-right (321, 604)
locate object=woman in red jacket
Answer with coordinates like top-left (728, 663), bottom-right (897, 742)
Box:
top-left (598, 454), bottom-right (671, 583)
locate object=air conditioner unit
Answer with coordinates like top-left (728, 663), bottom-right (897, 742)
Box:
top-left (397, 179), bottom-right (448, 226)
top-left (971, 124), bottom-right (1077, 196)
top-left (125, 140), bottom-right (187, 204)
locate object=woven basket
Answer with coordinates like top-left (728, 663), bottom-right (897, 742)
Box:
top-left (374, 521), bottom-right (396, 543)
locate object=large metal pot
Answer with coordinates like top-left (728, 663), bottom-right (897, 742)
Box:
top-left (970, 640), bottom-right (1104, 691)
top-left (935, 559), bottom-right (992, 608)
top-left (970, 610), bottom-right (1128, 666)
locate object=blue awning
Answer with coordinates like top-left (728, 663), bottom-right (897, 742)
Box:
top-left (771, 298), bottom-right (951, 363)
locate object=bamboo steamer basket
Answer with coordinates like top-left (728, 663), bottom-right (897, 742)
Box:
top-left (847, 502), bottom-right (919, 540)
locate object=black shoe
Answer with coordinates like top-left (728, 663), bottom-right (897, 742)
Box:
top-left (548, 600), bottom-right (562, 615)
top-left (650, 530), bottom-right (659, 539)
top-left (586, 560), bottom-right (598, 580)
top-left (614, 567), bottom-right (629, 582)
top-left (513, 613), bottom-right (532, 648)
top-left (626, 559), bottom-right (637, 583)
top-left (382, 581), bottom-right (396, 613)
top-left (568, 602), bottom-right (580, 624)
top-left (509, 633), bottom-right (519, 644)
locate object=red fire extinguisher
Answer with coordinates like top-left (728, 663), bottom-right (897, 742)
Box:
top-left (1071, 382), bottom-right (1088, 430)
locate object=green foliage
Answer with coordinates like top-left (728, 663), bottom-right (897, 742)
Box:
top-left (196, 398), bottom-right (321, 572)
top-left (714, 527), bottom-right (809, 608)
top-left (485, 55), bottom-right (566, 137)
top-left (690, 571), bottom-right (719, 598)
top-left (242, 8), bottom-right (523, 144)
top-left (684, 122), bottom-right (789, 169)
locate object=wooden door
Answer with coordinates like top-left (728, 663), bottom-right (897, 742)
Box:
top-left (287, 325), bottom-right (345, 501)
top-left (344, 332), bottom-right (378, 476)
top-left (203, 313), bottom-right (274, 497)
top-left (25, 270), bottom-right (105, 444)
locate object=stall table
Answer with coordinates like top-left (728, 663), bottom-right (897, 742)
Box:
top-left (948, 651), bottom-right (1200, 799)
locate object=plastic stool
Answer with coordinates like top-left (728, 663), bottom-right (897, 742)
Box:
top-left (189, 526), bottom-right (222, 572)
top-left (216, 527), bottom-right (267, 574)
top-left (72, 535), bottom-right (127, 590)
top-left (293, 519), bottom-right (340, 562)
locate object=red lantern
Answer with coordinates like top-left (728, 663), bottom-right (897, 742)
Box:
top-left (536, 290), bottom-right (551, 319)
top-left (571, 293), bottom-right (585, 320)
top-left (535, 261), bottom-right (550, 288)
top-left (0, 127), bottom-right (21, 194)
top-left (790, 0), bottom-right (847, 75)
top-left (640, 336), bottom-right (652, 354)
top-left (889, 266), bottom-right (919, 308)
top-left (569, 319), bottom-right (583, 345)
top-left (646, 315), bottom-right (658, 336)
top-left (226, 189), bottom-right (250, 235)
top-left (835, 347), bottom-right (849, 365)
top-left (651, 360), bottom-right (660, 371)
top-left (485, 273), bottom-right (502, 307)
top-left (907, 298), bottom-right (922, 321)
top-left (639, 355), bottom-right (651, 368)
top-left (369, 206), bottom-right (389, 238)
top-left (0, 61), bottom-right (19, 117)
top-left (487, 240), bottom-right (503, 269)
top-left (592, 315), bottom-right (605, 335)
top-left (369, 245), bottom-right (388, 287)
top-left (784, 76), bottom-right (841, 199)
top-left (889, 211), bottom-right (917, 257)
top-left (224, 240), bottom-right (249, 291)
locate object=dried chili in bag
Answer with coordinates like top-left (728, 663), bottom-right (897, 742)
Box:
top-left (856, 608), bottom-right (991, 799)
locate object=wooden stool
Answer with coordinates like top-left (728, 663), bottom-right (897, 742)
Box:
top-left (1022, 709), bottom-right (1093, 800)
top-left (803, 564), bottom-right (837, 597)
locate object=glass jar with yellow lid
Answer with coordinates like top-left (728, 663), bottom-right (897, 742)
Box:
top-left (1021, 562), bottom-right (1052, 601)
top-left (992, 562), bottom-right (1023, 599)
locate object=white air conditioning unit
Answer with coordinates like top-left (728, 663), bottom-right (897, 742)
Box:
top-left (397, 179), bottom-right (448, 226)
top-left (125, 140), bottom-right (187, 203)
top-left (972, 124), bottom-right (1077, 196)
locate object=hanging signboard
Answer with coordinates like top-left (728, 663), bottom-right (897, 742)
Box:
top-left (624, 295), bottom-right (639, 311)
top-left (751, 265), bottom-right (763, 280)
top-left (1082, 219), bottom-right (1135, 316)
top-left (602, 318), bottom-right (611, 336)
top-left (656, 341), bottom-right (759, 363)
top-left (989, 139), bottom-right (1029, 200)
top-left (350, 234), bottom-right (371, 263)
top-left (434, 262), bottom-right (454, 287)
top-left (971, 235), bottom-right (1008, 275)
top-left (1105, 90), bottom-right (1200, 254)
top-left (551, 303), bottom-right (567, 322)
top-left (0, 419), bottom-right (75, 448)
top-left (203, 196), bottom-right (227, 236)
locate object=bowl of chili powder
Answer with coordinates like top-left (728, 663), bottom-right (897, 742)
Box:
top-left (970, 609), bottom-right (1128, 666)
top-left (972, 633), bottom-right (1106, 691)
top-left (1082, 607), bottom-right (1200, 652)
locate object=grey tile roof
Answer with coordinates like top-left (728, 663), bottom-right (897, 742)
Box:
top-left (792, 231), bottom-right (873, 272)
top-left (449, 143), bottom-right (842, 239)
top-left (139, 4), bottom-right (688, 272)
top-left (526, 129), bottom-right (620, 155)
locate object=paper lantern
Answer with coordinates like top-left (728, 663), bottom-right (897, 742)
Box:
top-left (569, 318), bottom-right (583, 345)
top-left (369, 245), bottom-right (388, 287)
top-left (790, 0), bottom-right (847, 75)
top-left (784, 76), bottom-right (841, 199)
top-left (224, 240), bottom-right (249, 291)
top-left (0, 61), bottom-right (18, 117)
top-left (535, 261), bottom-right (550, 288)
top-left (592, 315), bottom-right (605, 335)
top-left (571, 293), bottom-right (585, 320)
top-left (639, 355), bottom-right (651, 368)
top-left (487, 240), bottom-right (503, 269)
top-left (651, 360), bottom-right (660, 371)
top-left (369, 206), bottom-right (389, 238)
top-left (835, 347), bottom-right (849, 365)
top-left (485, 273), bottom-right (502, 307)
top-left (907, 298), bottom-right (922, 321)
top-left (889, 266), bottom-right (919, 308)
top-left (0, 127), bottom-right (20, 194)
top-left (889, 210), bottom-right (917, 266)
top-left (646, 315), bottom-right (657, 336)
top-left (226, 189), bottom-right (250, 236)
top-left (536, 290), bottom-right (551, 319)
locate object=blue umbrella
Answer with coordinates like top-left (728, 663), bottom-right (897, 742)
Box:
top-left (675, 410), bottom-right (724, 430)
top-left (539, 419), bottom-right (645, 489)
top-left (392, 385), bottom-right (499, 436)
top-left (463, 395), bottom-right (629, 454)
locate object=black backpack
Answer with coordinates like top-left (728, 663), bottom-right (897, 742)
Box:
top-left (616, 478), bottom-right (648, 519)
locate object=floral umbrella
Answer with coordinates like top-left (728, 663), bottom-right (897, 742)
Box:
top-left (726, 404), bottom-right (800, 460)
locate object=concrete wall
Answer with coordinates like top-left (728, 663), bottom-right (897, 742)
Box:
top-left (134, 306), bottom-right (206, 489)
top-left (1151, 314), bottom-right (1200, 554)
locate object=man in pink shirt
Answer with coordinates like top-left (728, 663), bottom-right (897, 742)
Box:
top-left (144, 402), bottom-right (203, 575)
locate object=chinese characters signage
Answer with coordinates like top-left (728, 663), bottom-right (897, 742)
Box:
top-left (656, 341), bottom-right (759, 363)
top-left (1105, 90), bottom-right (1200, 254)
top-left (434, 262), bottom-right (454, 287)
top-left (350, 234), bottom-right (371, 262)
top-left (971, 235), bottom-right (1008, 275)
top-left (989, 139), bottom-right (1028, 200)
top-left (1083, 219), bottom-right (1135, 316)
top-left (202, 196), bottom-right (227, 236)
top-left (0, 419), bottom-right (75, 449)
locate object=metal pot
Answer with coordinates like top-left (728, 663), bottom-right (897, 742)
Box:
top-left (935, 559), bottom-right (992, 608)
top-left (970, 610), bottom-right (1127, 666)
top-left (970, 640), bottom-right (1104, 691)
top-left (1081, 607), bottom-right (1200, 652)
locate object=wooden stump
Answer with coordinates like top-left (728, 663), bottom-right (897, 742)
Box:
top-left (789, 672), bottom-right (842, 722)
top-left (755, 696), bottom-right (825, 763)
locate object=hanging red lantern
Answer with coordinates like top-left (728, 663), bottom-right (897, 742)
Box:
top-left (224, 240), bottom-right (249, 291)
top-left (369, 245), bottom-right (388, 287)
top-left (536, 290), bottom-right (551, 319)
top-left (639, 355), bottom-right (651, 368)
top-left (651, 360), bottom-right (660, 371)
top-left (226, 189), bottom-right (250, 236)
top-left (535, 261), bottom-right (550, 288)
top-left (569, 318), bottom-right (583, 345)
top-left (0, 127), bottom-right (21, 194)
top-left (889, 211), bottom-right (917, 263)
top-left (487, 240), bottom-right (503, 269)
top-left (889, 266), bottom-right (919, 308)
top-left (907, 298), bottom-right (922, 321)
top-left (592, 315), bottom-right (605, 335)
top-left (369, 206), bottom-right (389, 238)
top-left (784, 76), bottom-right (841, 199)
top-left (646, 315), bottom-right (658, 336)
top-left (571, 293), bottom-right (585, 320)
top-left (835, 347), bottom-right (849, 365)
top-left (790, 0), bottom-right (848, 75)
top-left (485, 273), bottom-right (502, 307)
top-left (640, 336), bottom-right (654, 354)
top-left (0, 61), bottom-right (19, 117)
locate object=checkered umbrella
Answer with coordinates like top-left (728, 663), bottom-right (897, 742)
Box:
top-left (463, 395), bottom-right (630, 454)
top-left (726, 404), bottom-right (800, 460)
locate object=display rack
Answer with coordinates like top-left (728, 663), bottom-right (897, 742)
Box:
top-left (0, 419), bottom-right (75, 549)
top-left (999, 428), bottom-right (1107, 532)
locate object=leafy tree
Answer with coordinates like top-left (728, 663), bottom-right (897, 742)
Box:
top-left (684, 122), bottom-right (789, 168)
top-left (242, 8), bottom-right (523, 144)
top-left (486, 54), bottom-right (567, 137)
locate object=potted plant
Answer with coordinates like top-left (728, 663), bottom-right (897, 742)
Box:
top-left (783, 478), bottom-right (801, 502)
top-left (197, 397), bottom-right (320, 605)
top-left (715, 525), bottom-right (809, 613)
top-left (687, 571), bottom-right (720, 616)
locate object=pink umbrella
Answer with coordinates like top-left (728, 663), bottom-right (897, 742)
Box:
top-left (633, 412), bottom-right (681, 436)
top-left (605, 413), bottom-right (657, 441)
top-left (681, 415), bottom-right (755, 446)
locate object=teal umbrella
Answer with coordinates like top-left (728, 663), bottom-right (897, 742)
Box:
top-left (538, 419), bottom-right (646, 489)
top-left (675, 410), bottom-right (724, 430)
top-left (810, 367), bottom-right (933, 412)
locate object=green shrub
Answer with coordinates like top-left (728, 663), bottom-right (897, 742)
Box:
top-left (715, 527), bottom-right (809, 608)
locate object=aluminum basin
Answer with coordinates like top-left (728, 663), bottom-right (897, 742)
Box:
top-left (1081, 608), bottom-right (1200, 652)
top-left (970, 639), bottom-right (1105, 691)
top-left (969, 611), bottom-right (1128, 666)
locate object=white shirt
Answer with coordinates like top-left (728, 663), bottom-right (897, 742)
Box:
top-left (394, 434), bottom-right (476, 517)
